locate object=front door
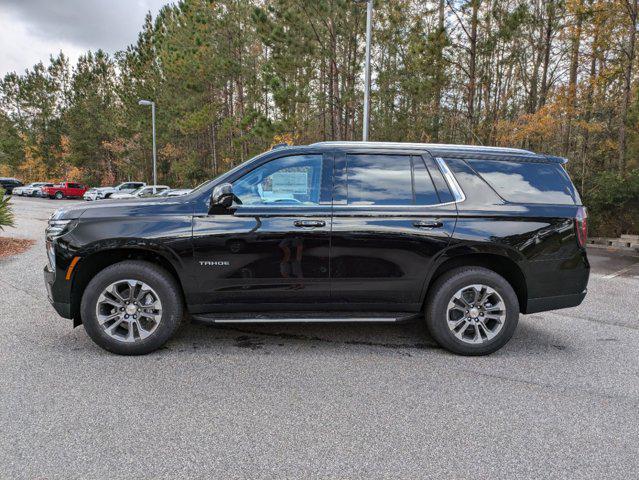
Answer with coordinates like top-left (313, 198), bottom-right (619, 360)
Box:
top-left (329, 150), bottom-right (457, 312)
top-left (192, 153), bottom-right (333, 310)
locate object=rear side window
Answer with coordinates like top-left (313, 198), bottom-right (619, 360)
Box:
top-left (346, 154), bottom-right (439, 206)
top-left (467, 159), bottom-right (580, 205)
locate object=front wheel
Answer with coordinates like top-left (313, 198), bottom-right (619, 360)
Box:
top-left (425, 267), bottom-right (519, 356)
top-left (80, 260), bottom-right (184, 355)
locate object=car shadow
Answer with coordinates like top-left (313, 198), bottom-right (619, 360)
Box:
top-left (163, 314), bottom-right (569, 357)
top-left (166, 317), bottom-right (441, 356)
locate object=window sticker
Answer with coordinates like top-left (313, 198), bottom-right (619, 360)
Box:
top-left (271, 172), bottom-right (309, 194)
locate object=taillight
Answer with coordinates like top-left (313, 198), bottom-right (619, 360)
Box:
top-left (575, 207), bottom-right (588, 247)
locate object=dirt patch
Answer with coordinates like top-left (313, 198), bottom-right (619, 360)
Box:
top-left (0, 237), bottom-right (36, 259)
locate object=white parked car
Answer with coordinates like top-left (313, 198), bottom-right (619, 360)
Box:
top-left (85, 182), bottom-right (146, 201)
top-left (14, 182), bottom-right (52, 196)
top-left (110, 185), bottom-right (170, 199)
top-left (31, 183), bottom-right (54, 197)
top-left (11, 185), bottom-right (26, 196)
top-left (158, 188), bottom-right (192, 197)
top-left (83, 188), bottom-right (98, 201)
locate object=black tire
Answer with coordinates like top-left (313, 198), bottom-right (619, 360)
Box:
top-left (80, 260), bottom-right (184, 355)
top-left (54, 191), bottom-right (64, 199)
top-left (425, 267), bottom-right (519, 356)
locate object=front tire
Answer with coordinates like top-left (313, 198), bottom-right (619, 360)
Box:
top-left (425, 267), bottom-right (519, 356)
top-left (80, 260), bottom-right (184, 355)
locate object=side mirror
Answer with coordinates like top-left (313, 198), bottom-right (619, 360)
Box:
top-left (211, 182), bottom-right (235, 209)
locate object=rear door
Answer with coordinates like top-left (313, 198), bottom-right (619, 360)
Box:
top-left (329, 150), bottom-right (457, 311)
top-left (191, 152), bottom-right (333, 309)
top-left (67, 183), bottom-right (82, 197)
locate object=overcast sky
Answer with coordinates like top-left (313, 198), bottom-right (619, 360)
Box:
top-left (0, 0), bottom-right (169, 77)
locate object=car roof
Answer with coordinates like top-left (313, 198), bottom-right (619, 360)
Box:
top-left (304, 141), bottom-right (566, 164)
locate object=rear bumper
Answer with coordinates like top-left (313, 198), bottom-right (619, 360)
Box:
top-left (523, 249), bottom-right (590, 314)
top-left (525, 290), bottom-right (587, 314)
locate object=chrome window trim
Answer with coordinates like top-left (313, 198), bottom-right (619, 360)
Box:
top-left (435, 157), bottom-right (466, 204)
top-left (228, 155), bottom-right (466, 210)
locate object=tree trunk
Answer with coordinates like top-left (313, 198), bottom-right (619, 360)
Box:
top-left (539, 0), bottom-right (556, 109)
top-left (619, 0), bottom-right (638, 171)
top-left (433, 0), bottom-right (446, 142)
top-left (563, 0), bottom-right (583, 156)
top-left (467, 0), bottom-right (480, 141)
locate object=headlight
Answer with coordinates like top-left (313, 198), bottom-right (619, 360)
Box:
top-left (46, 219), bottom-right (78, 238)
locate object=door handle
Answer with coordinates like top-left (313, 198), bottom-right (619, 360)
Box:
top-left (294, 220), bottom-right (326, 228)
top-left (413, 220), bottom-right (443, 229)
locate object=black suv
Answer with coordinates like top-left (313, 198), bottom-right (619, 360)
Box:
top-left (44, 142), bottom-right (589, 356)
top-left (0, 177), bottom-right (23, 194)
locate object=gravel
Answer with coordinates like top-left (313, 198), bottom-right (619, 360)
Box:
top-left (1, 196), bottom-right (638, 479)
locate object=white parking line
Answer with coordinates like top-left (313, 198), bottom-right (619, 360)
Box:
top-left (602, 263), bottom-right (639, 279)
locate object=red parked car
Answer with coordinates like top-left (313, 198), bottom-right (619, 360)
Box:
top-left (43, 182), bottom-right (88, 200)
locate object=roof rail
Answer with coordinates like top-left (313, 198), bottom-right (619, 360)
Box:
top-left (272, 142), bottom-right (289, 150)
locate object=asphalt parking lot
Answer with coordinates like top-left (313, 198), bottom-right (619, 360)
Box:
top-left (1, 195), bottom-right (638, 479)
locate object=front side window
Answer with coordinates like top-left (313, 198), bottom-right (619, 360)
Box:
top-left (233, 154), bottom-right (324, 206)
top-left (346, 154), bottom-right (439, 206)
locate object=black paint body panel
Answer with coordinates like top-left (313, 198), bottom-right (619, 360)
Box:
top-left (44, 143), bottom-right (589, 322)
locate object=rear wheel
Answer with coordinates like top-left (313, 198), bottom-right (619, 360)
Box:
top-left (80, 260), bottom-right (183, 355)
top-left (54, 191), bottom-right (64, 200)
top-left (425, 267), bottom-right (519, 356)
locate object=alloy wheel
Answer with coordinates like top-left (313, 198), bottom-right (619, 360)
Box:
top-left (446, 284), bottom-right (506, 344)
top-left (95, 279), bottom-right (163, 343)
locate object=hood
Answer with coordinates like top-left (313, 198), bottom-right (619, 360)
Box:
top-left (93, 186), bottom-right (117, 192)
top-left (51, 196), bottom-right (194, 221)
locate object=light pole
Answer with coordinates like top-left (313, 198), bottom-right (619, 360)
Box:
top-left (138, 99), bottom-right (157, 186)
top-left (361, 0), bottom-right (373, 141)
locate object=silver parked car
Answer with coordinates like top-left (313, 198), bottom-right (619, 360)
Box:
top-left (110, 185), bottom-right (170, 199)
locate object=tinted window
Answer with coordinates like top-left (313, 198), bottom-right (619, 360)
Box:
top-left (68, 183), bottom-right (80, 189)
top-left (346, 154), bottom-right (439, 206)
top-left (468, 159), bottom-right (580, 205)
top-left (233, 155), bottom-right (324, 206)
top-left (347, 155), bottom-right (413, 205)
top-left (412, 157), bottom-right (440, 205)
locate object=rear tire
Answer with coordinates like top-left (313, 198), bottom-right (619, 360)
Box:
top-left (80, 260), bottom-right (184, 355)
top-left (425, 267), bottom-right (519, 356)
top-left (54, 191), bottom-right (64, 200)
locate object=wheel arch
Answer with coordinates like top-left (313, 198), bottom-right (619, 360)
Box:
top-left (70, 247), bottom-right (186, 326)
top-left (422, 252), bottom-right (528, 313)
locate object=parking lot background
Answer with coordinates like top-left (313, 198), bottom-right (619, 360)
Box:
top-left (1, 196), bottom-right (638, 479)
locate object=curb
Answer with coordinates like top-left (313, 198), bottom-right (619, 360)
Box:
top-left (586, 243), bottom-right (639, 257)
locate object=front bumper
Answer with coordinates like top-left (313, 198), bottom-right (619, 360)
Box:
top-left (44, 265), bottom-right (72, 319)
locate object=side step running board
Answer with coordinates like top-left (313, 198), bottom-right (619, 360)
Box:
top-left (191, 312), bottom-right (419, 324)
